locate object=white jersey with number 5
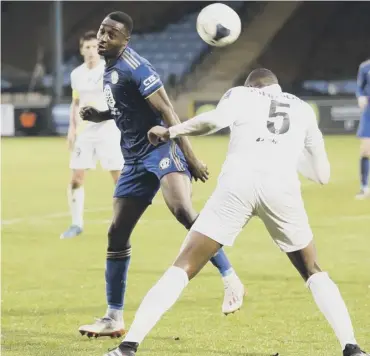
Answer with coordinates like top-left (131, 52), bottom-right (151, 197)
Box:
top-left (189, 84), bottom-right (330, 252)
top-left (216, 85), bottom-right (324, 181)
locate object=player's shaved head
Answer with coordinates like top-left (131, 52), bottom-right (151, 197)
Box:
top-left (98, 11), bottom-right (133, 57)
top-left (106, 11), bottom-right (133, 36)
top-left (244, 68), bottom-right (278, 88)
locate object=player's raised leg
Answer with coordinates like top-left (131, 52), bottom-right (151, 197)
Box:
top-left (61, 169), bottom-right (85, 239)
top-left (79, 197), bottom-right (149, 338)
top-left (160, 171), bottom-right (246, 314)
top-left (287, 242), bottom-right (367, 356)
top-left (107, 180), bottom-right (252, 354)
top-left (105, 230), bottom-right (222, 355)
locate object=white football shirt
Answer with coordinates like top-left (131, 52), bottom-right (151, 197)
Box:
top-left (170, 84), bottom-right (329, 184)
top-left (70, 60), bottom-right (116, 135)
top-left (219, 86), bottom-right (316, 175)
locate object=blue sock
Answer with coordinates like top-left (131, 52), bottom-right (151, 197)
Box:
top-left (360, 157), bottom-right (369, 189)
top-left (105, 248), bottom-right (131, 310)
top-left (210, 248), bottom-right (233, 277)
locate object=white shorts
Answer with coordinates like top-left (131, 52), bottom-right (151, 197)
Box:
top-left (191, 172), bottom-right (313, 253)
top-left (70, 131), bottom-right (124, 171)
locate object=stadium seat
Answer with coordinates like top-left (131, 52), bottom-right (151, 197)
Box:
top-left (39, 1), bottom-right (245, 89)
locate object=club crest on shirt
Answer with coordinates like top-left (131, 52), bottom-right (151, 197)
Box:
top-left (111, 70), bottom-right (119, 84)
top-left (159, 157), bottom-right (171, 170)
top-left (104, 84), bottom-right (116, 109)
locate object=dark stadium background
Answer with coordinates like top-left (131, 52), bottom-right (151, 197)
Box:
top-left (1, 1), bottom-right (369, 136)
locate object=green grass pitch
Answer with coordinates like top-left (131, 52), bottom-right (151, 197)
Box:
top-left (1, 136), bottom-right (369, 356)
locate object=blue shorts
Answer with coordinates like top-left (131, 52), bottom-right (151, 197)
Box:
top-left (114, 141), bottom-right (191, 203)
top-left (357, 106), bottom-right (370, 138)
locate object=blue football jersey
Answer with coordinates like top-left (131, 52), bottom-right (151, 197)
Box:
top-left (356, 59), bottom-right (370, 98)
top-left (103, 47), bottom-right (165, 163)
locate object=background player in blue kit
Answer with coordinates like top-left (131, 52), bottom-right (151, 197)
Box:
top-left (78, 12), bottom-right (246, 338)
top-left (355, 59), bottom-right (370, 199)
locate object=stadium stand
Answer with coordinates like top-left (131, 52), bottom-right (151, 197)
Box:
top-left (42, 2), bottom-right (244, 88)
top-left (178, 1), bottom-right (300, 97)
top-left (42, 11), bottom-right (210, 88)
top-left (1, 1), bottom-right (368, 98)
top-left (1, 1), bottom-right (208, 88)
top-left (235, 2), bottom-right (370, 96)
top-left (300, 1), bottom-right (370, 95)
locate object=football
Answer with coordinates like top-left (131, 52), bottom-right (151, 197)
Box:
top-left (196, 3), bottom-right (242, 47)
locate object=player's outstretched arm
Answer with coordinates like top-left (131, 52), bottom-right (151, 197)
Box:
top-left (146, 87), bottom-right (209, 182)
top-left (167, 109), bottom-right (233, 138)
top-left (68, 73), bottom-right (80, 150)
top-left (151, 88), bottom-right (238, 139)
top-left (79, 106), bottom-right (113, 123)
top-left (147, 109), bottom-right (227, 148)
top-left (148, 87), bottom-right (238, 152)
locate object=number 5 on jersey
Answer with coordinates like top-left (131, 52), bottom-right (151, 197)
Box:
top-left (267, 100), bottom-right (291, 135)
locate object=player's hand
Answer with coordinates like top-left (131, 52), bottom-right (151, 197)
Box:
top-left (67, 127), bottom-right (76, 151)
top-left (80, 106), bottom-right (101, 122)
top-left (358, 96), bottom-right (368, 111)
top-left (188, 159), bottom-right (209, 183)
top-left (147, 126), bottom-right (170, 146)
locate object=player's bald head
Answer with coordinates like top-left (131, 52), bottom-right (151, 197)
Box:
top-left (244, 68), bottom-right (278, 88)
top-left (103, 11), bottom-right (133, 37)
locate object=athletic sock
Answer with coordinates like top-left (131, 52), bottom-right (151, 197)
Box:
top-left (68, 185), bottom-right (84, 227)
top-left (124, 266), bottom-right (189, 344)
top-left (307, 272), bottom-right (357, 350)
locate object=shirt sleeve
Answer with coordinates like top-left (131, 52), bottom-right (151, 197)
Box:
top-left (168, 88), bottom-right (241, 138)
top-left (213, 88), bottom-right (242, 127)
top-left (70, 71), bottom-right (79, 100)
top-left (299, 105), bottom-right (330, 184)
top-left (169, 109), bottom-right (220, 138)
top-left (133, 63), bottom-right (163, 99)
top-left (356, 63), bottom-right (367, 98)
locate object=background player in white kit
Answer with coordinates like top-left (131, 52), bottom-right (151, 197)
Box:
top-left (61, 31), bottom-right (124, 239)
top-left (106, 69), bottom-right (368, 356)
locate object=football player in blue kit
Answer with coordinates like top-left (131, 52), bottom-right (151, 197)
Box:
top-left (355, 59), bottom-right (370, 199)
top-left (78, 11), bottom-right (246, 338)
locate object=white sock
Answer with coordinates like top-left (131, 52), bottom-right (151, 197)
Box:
top-left (222, 268), bottom-right (236, 282)
top-left (68, 185), bottom-right (84, 227)
top-left (105, 308), bottom-right (123, 322)
top-left (307, 272), bottom-right (357, 350)
top-left (124, 266), bottom-right (189, 344)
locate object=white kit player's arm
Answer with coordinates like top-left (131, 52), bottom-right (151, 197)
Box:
top-left (169, 110), bottom-right (228, 138)
top-left (70, 98), bottom-right (79, 128)
top-left (297, 107), bottom-right (330, 184)
top-left (69, 72), bottom-right (80, 130)
top-left (67, 71), bottom-right (80, 150)
top-left (169, 89), bottom-right (238, 138)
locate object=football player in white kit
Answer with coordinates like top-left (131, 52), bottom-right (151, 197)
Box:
top-left (106, 69), bottom-right (368, 356)
top-left (61, 31), bottom-right (124, 239)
